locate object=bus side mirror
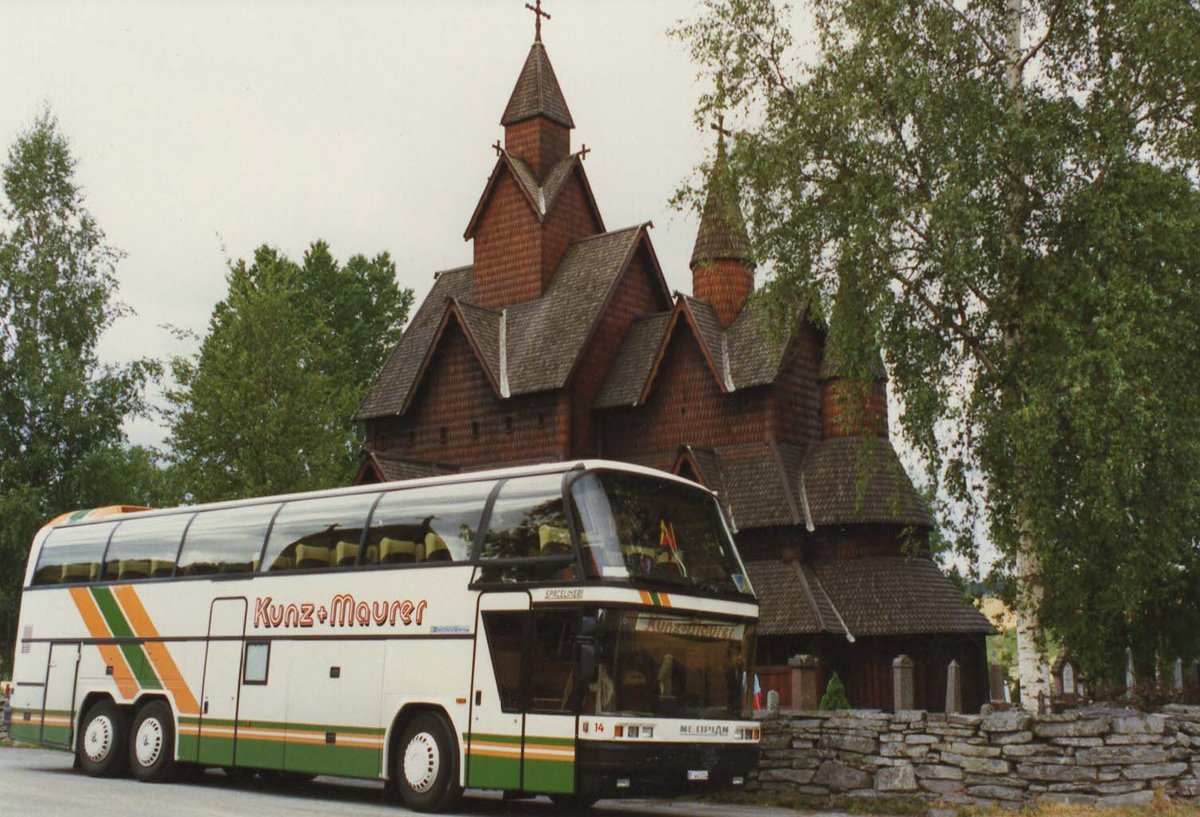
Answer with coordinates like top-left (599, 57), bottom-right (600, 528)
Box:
top-left (578, 640), bottom-right (598, 685)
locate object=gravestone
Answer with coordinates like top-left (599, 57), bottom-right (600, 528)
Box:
top-left (1052, 653), bottom-right (1081, 705)
top-left (893, 654), bottom-right (914, 712)
top-left (1125, 647), bottom-right (1135, 695)
top-left (767, 689), bottom-right (781, 715)
top-left (1175, 658), bottom-right (1184, 691)
top-left (945, 659), bottom-right (962, 714)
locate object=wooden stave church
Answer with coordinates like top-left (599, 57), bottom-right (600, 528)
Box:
top-left (354, 29), bottom-right (993, 712)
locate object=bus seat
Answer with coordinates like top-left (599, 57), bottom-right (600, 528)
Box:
top-left (150, 559), bottom-right (174, 577)
top-left (270, 555), bottom-right (293, 571)
top-left (294, 543), bottom-right (331, 569)
top-left (424, 533), bottom-right (450, 562)
top-left (118, 559), bottom-right (152, 580)
top-left (380, 537), bottom-right (417, 563)
top-left (334, 540), bottom-right (359, 567)
top-left (538, 524), bottom-right (572, 555)
top-left (220, 561), bottom-right (254, 574)
top-left (60, 562), bottom-right (98, 583)
top-left (362, 544), bottom-right (379, 565)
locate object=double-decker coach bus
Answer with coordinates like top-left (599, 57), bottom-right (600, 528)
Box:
top-left (9, 460), bottom-right (759, 812)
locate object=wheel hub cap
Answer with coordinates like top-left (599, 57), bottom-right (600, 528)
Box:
top-left (403, 731), bottom-right (440, 793)
top-left (84, 715), bottom-right (114, 763)
top-left (135, 716), bottom-right (164, 767)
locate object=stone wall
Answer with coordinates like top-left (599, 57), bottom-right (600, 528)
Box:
top-left (753, 705), bottom-right (1200, 808)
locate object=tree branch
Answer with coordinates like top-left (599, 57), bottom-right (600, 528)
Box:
top-left (937, 0), bottom-right (1008, 63)
top-left (1015, 0), bottom-right (1062, 73)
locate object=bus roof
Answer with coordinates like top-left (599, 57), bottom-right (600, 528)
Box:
top-left (40, 459), bottom-right (706, 531)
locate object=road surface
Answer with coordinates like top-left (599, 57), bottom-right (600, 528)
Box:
top-left (0, 747), bottom-right (839, 817)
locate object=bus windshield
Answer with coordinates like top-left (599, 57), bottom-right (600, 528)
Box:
top-left (569, 471), bottom-right (750, 596)
top-left (584, 609), bottom-right (756, 720)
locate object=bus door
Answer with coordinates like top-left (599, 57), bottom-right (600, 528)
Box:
top-left (197, 597), bottom-right (247, 766)
top-left (467, 593), bottom-right (528, 790)
top-left (40, 642), bottom-right (80, 748)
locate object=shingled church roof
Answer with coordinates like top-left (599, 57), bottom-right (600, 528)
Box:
top-left (358, 225), bottom-right (663, 419)
top-left (501, 41), bottom-right (575, 128)
top-left (747, 556), bottom-right (993, 637)
top-left (690, 138), bottom-right (751, 269)
top-left (593, 295), bottom-right (791, 409)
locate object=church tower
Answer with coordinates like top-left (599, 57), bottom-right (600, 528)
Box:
top-left (690, 126), bottom-right (754, 326)
top-left (464, 3), bottom-right (603, 310)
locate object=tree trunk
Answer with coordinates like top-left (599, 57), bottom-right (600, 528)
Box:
top-left (1015, 534), bottom-right (1050, 710)
top-left (1004, 0), bottom-right (1051, 713)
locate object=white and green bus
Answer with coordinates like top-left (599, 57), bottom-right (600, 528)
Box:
top-left (9, 460), bottom-right (760, 812)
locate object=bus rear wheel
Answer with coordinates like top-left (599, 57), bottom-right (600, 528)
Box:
top-left (395, 712), bottom-right (462, 813)
top-left (77, 699), bottom-right (128, 777)
top-left (129, 700), bottom-right (177, 782)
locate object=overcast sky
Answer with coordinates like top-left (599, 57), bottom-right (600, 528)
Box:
top-left (5, 0), bottom-right (796, 447)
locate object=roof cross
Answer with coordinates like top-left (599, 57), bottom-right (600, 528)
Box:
top-left (493, 140), bottom-right (503, 156)
top-left (525, 0), bottom-right (551, 42)
top-left (579, 144), bottom-right (591, 160)
top-left (711, 114), bottom-right (733, 142)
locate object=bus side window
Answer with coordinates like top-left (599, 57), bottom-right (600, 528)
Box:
top-left (102, 513), bottom-right (192, 581)
top-left (364, 481), bottom-right (492, 566)
top-left (261, 493), bottom-right (376, 572)
top-left (31, 522), bottom-right (117, 586)
top-left (176, 504), bottom-right (278, 577)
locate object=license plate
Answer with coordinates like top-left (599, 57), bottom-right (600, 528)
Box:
top-left (687, 770), bottom-right (709, 781)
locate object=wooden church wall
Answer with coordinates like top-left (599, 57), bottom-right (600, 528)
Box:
top-left (569, 248), bottom-right (668, 457)
top-left (368, 320), bottom-right (566, 468)
top-left (472, 171), bottom-right (545, 309)
top-left (539, 171), bottom-right (603, 294)
top-left (598, 323), bottom-right (770, 461)
top-left (769, 321), bottom-right (824, 448)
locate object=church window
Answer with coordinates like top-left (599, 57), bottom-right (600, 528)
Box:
top-left (471, 421), bottom-right (480, 439)
top-left (440, 426), bottom-right (448, 444)
top-left (407, 430), bottom-right (415, 447)
top-left (537, 413), bottom-right (546, 428)
top-left (505, 416), bottom-right (514, 435)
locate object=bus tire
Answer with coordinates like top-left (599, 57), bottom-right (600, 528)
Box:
top-left (129, 700), bottom-right (177, 783)
top-left (395, 712), bottom-right (462, 813)
top-left (77, 699), bottom-right (128, 777)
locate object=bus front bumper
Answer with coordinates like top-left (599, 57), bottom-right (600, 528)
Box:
top-left (575, 740), bottom-right (759, 797)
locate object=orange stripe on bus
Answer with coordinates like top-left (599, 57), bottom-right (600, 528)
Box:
top-left (68, 587), bottom-right (139, 699)
top-left (112, 585), bottom-right (200, 714)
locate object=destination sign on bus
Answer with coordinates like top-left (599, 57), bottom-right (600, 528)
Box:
top-left (633, 615), bottom-right (744, 640)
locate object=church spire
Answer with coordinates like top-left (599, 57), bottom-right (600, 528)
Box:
top-left (690, 118), bottom-right (753, 326)
top-left (501, 4), bottom-right (574, 179)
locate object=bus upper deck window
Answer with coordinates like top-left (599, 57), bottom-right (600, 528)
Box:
top-left (176, 504), bottom-right (278, 577)
top-left (262, 493), bottom-right (376, 572)
top-left (475, 474), bottom-right (576, 584)
top-left (31, 522), bottom-right (117, 586)
top-left (102, 513), bottom-right (192, 581)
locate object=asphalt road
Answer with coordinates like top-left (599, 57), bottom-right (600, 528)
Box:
top-left (0, 747), bottom-right (826, 817)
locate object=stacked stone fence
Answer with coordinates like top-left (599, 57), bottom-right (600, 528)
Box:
top-left (752, 705), bottom-right (1200, 808)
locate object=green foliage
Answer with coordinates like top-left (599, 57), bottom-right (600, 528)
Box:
top-left (0, 110), bottom-right (156, 655)
top-left (676, 0), bottom-right (1200, 681)
top-left (165, 243), bottom-right (411, 503)
top-left (818, 672), bottom-right (850, 710)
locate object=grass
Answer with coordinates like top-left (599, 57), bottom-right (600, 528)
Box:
top-left (961, 797), bottom-right (1200, 817)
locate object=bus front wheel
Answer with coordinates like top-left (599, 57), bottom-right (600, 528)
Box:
top-left (395, 712), bottom-right (462, 813)
top-left (129, 700), bottom-right (177, 783)
top-left (77, 699), bottom-right (129, 777)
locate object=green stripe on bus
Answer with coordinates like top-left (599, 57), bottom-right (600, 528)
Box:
top-left (524, 757), bottom-right (575, 793)
top-left (181, 734), bottom-right (382, 779)
top-left (467, 753), bottom-right (520, 788)
top-left (180, 715), bottom-right (383, 736)
top-left (89, 586), bottom-right (162, 691)
top-left (523, 735), bottom-right (575, 747)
